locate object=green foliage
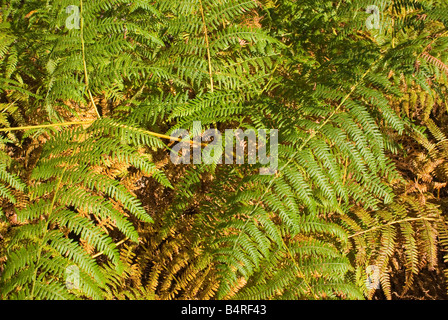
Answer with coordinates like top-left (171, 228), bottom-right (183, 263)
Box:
top-left (0, 119), bottom-right (170, 299)
top-left (0, 0), bottom-right (448, 300)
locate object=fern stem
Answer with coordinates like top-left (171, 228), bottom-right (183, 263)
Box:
top-left (259, 63), bottom-right (279, 95)
top-left (339, 156), bottom-right (349, 205)
top-left (92, 238), bottom-right (128, 259)
top-left (198, 0), bottom-right (214, 93)
top-left (0, 121), bottom-right (205, 146)
top-left (80, 0), bottom-right (101, 119)
top-left (231, 57), bottom-right (383, 295)
top-left (279, 236), bottom-right (319, 299)
top-left (234, 57), bottom-right (382, 233)
top-left (29, 168), bottom-right (67, 300)
top-left (0, 120), bottom-right (94, 131)
top-left (1, 98), bottom-right (19, 114)
top-left (348, 217), bottom-right (438, 239)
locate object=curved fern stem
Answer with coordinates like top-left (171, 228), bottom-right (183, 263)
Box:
top-left (233, 56), bottom-right (384, 250)
top-left (0, 121), bottom-right (95, 131)
top-left (280, 235), bottom-right (318, 299)
top-left (29, 167), bottom-right (67, 300)
top-left (80, 0), bottom-right (101, 119)
top-left (91, 237), bottom-right (128, 259)
top-left (348, 217), bottom-right (438, 239)
top-left (0, 121), bottom-right (206, 147)
top-left (198, 0), bottom-right (214, 93)
top-left (1, 98), bottom-right (19, 115)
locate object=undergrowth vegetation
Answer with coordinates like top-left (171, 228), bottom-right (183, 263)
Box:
top-left (1, 0), bottom-right (448, 300)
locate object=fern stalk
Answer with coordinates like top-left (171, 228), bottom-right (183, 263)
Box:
top-left (232, 55), bottom-right (383, 250)
top-left (80, 0), bottom-right (101, 119)
top-left (348, 217), bottom-right (439, 239)
top-left (29, 168), bottom-right (66, 300)
top-left (198, 0), bottom-right (214, 93)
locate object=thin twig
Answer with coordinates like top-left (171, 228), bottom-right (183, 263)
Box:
top-left (198, 0), bottom-right (214, 93)
top-left (92, 238), bottom-right (128, 258)
top-left (0, 120), bottom-right (207, 147)
top-left (348, 217), bottom-right (438, 239)
top-left (0, 120), bottom-right (94, 132)
top-left (29, 167), bottom-right (67, 299)
top-left (80, 0), bottom-right (101, 119)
